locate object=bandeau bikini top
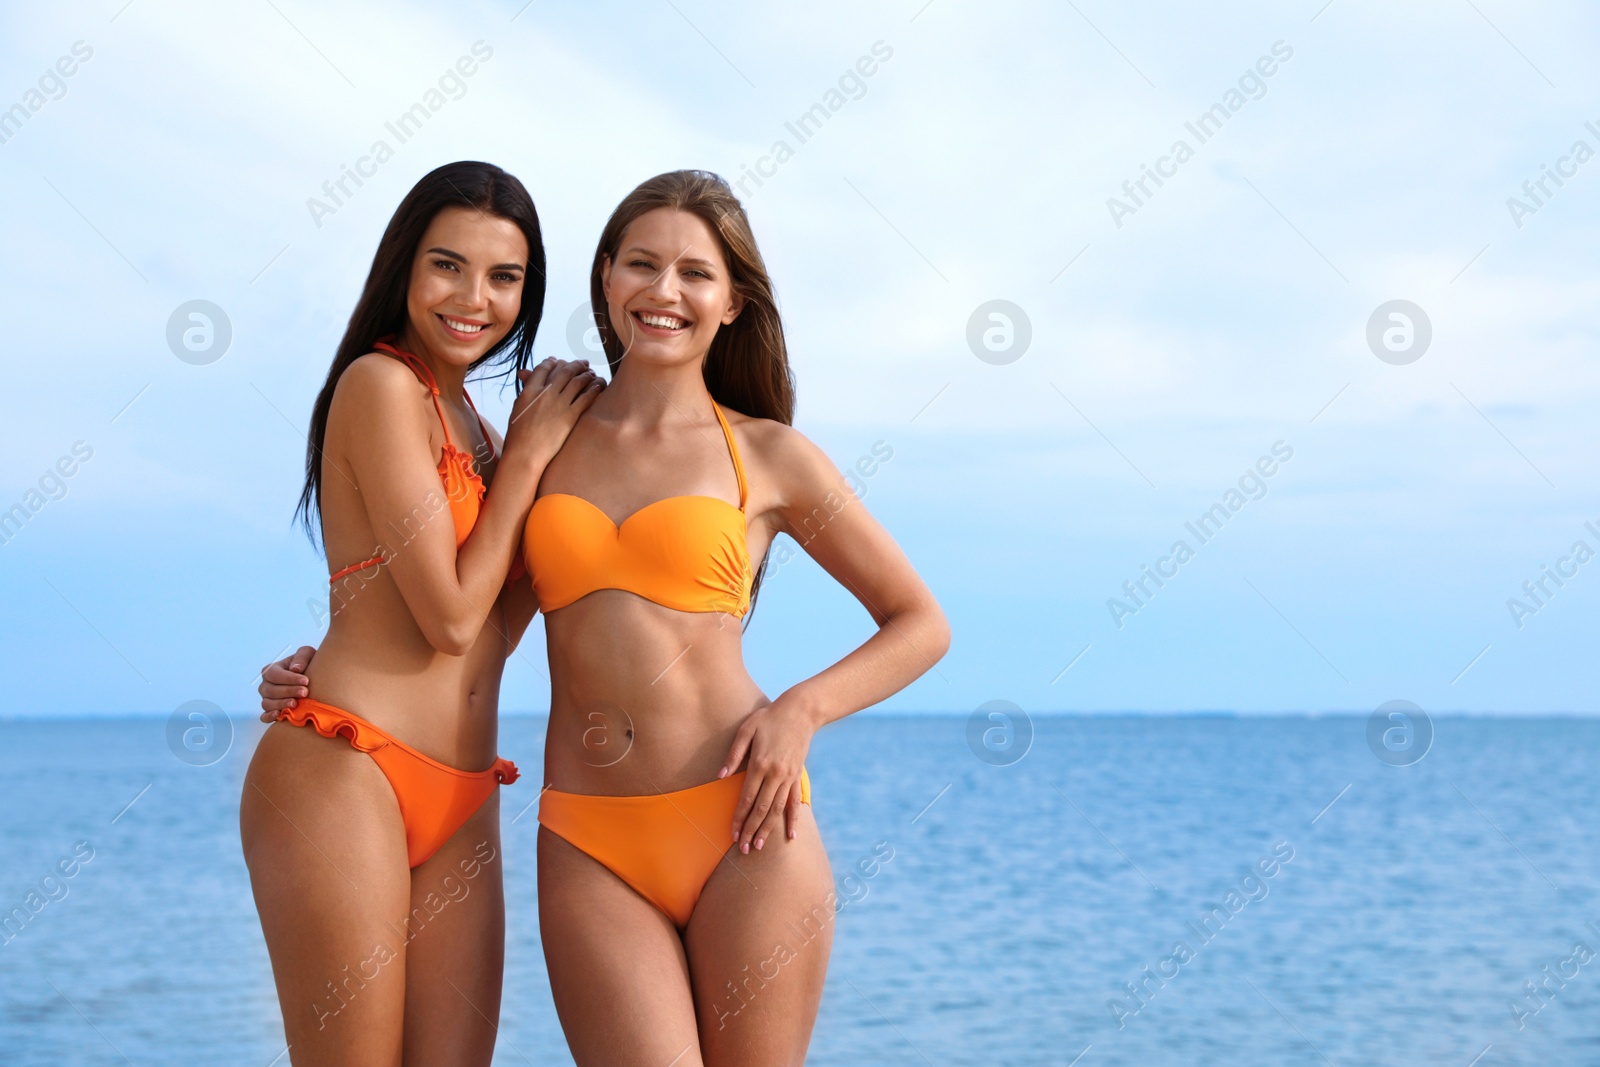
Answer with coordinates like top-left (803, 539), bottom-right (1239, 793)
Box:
top-left (330, 338), bottom-right (524, 585)
top-left (521, 400), bottom-right (753, 618)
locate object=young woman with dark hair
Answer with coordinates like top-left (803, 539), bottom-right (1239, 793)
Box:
top-left (262, 169), bottom-right (949, 1065)
top-left (240, 160), bottom-right (602, 1066)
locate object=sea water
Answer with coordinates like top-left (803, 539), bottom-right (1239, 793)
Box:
top-left (2, 713), bottom-right (1596, 1065)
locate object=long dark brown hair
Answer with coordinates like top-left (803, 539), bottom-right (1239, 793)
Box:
top-left (295, 161), bottom-right (546, 543)
top-left (588, 170), bottom-right (797, 627)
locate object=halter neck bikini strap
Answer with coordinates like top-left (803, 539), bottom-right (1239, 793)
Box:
top-left (373, 340), bottom-right (496, 459)
top-left (372, 339), bottom-right (455, 449)
top-left (461, 388), bottom-right (497, 460)
top-left (711, 401), bottom-right (747, 512)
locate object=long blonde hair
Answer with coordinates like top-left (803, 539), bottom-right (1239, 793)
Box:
top-left (587, 170), bottom-right (797, 625)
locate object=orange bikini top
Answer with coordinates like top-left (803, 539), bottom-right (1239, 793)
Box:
top-left (522, 400), bottom-right (753, 618)
top-left (330, 338), bottom-right (525, 585)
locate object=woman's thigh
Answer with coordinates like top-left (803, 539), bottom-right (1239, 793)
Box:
top-left (685, 804), bottom-right (835, 1067)
top-left (537, 825), bottom-right (705, 1067)
top-left (240, 723), bottom-right (413, 1067)
top-left (400, 792), bottom-right (506, 1067)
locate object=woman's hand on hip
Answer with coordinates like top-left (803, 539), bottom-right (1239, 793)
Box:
top-left (258, 645), bottom-right (316, 721)
top-left (720, 696), bottom-right (816, 853)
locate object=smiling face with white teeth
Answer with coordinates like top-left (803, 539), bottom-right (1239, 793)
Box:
top-left (400, 204), bottom-right (529, 370)
top-left (600, 207), bottom-right (744, 367)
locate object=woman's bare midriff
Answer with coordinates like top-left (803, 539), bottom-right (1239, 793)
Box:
top-left (298, 574), bottom-right (510, 772)
top-left (542, 589), bottom-right (768, 796)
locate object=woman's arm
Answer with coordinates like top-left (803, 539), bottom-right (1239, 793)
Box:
top-left (502, 571), bottom-right (539, 655)
top-left (474, 412), bottom-right (543, 657)
top-left (334, 355), bottom-right (598, 655)
top-left (721, 424), bottom-right (951, 851)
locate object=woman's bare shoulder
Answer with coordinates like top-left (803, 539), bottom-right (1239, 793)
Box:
top-left (729, 412), bottom-right (844, 511)
top-left (329, 353), bottom-right (430, 428)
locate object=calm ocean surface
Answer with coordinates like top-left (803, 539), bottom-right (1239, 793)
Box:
top-left (2, 713), bottom-right (1597, 1065)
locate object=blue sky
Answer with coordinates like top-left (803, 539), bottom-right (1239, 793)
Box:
top-left (1, 0), bottom-right (1596, 716)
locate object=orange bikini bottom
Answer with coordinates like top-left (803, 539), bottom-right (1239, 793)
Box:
top-left (538, 767), bottom-right (813, 928)
top-left (274, 699), bottom-right (518, 868)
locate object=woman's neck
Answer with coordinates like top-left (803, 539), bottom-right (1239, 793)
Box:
top-left (593, 357), bottom-right (716, 428)
top-left (395, 324), bottom-right (468, 401)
